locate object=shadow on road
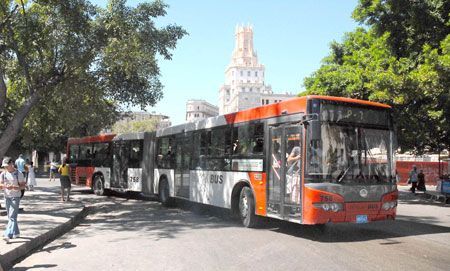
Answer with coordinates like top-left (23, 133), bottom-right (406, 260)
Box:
top-left (68, 187), bottom-right (450, 244)
top-left (254, 216), bottom-right (450, 243)
top-left (11, 264), bottom-right (58, 271)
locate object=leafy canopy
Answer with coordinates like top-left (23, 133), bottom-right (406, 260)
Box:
top-left (0, 0), bottom-right (187, 155)
top-left (303, 0), bottom-right (450, 153)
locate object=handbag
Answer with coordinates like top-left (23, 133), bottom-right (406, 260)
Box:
top-left (407, 178), bottom-right (411, 184)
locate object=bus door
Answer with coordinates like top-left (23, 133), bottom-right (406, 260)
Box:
top-left (112, 140), bottom-right (129, 189)
top-left (174, 134), bottom-right (191, 198)
top-left (267, 124), bottom-right (303, 220)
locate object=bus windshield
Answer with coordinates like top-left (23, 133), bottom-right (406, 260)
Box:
top-left (305, 123), bottom-right (395, 184)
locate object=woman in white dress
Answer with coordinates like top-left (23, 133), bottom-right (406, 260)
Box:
top-left (27, 162), bottom-right (37, 190)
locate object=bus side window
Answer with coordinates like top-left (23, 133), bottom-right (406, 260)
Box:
top-left (129, 140), bottom-right (143, 168)
top-left (157, 137), bottom-right (168, 168)
top-left (69, 144), bottom-right (80, 164)
top-left (252, 123), bottom-right (264, 154)
top-left (78, 143), bottom-right (93, 167)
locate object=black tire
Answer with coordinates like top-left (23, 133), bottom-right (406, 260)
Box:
top-left (92, 175), bottom-right (106, 196)
top-left (239, 187), bottom-right (258, 228)
top-left (159, 179), bottom-right (174, 207)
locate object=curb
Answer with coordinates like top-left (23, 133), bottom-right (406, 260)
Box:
top-left (0, 205), bottom-right (90, 270)
top-left (422, 191), bottom-right (449, 203)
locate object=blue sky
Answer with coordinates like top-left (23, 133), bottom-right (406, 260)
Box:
top-left (94, 0), bottom-right (360, 125)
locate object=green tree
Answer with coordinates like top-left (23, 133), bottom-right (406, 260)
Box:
top-left (112, 117), bottom-right (160, 134)
top-left (0, 0), bottom-right (186, 157)
top-left (303, 0), bottom-right (450, 153)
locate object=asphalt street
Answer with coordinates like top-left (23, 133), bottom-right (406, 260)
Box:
top-left (9, 182), bottom-right (450, 271)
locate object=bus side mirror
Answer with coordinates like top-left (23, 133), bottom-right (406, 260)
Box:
top-left (311, 120), bottom-right (321, 141)
top-left (301, 114), bottom-right (318, 124)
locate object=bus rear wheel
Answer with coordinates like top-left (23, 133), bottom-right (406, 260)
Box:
top-left (239, 187), bottom-right (258, 228)
top-left (92, 175), bottom-right (106, 196)
top-left (159, 179), bottom-right (174, 207)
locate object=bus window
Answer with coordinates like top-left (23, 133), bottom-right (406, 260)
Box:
top-left (156, 136), bottom-right (175, 168)
top-left (92, 142), bottom-right (111, 167)
top-left (200, 131), bottom-right (211, 155)
top-left (69, 144), bottom-right (80, 163)
top-left (78, 143), bottom-right (93, 166)
top-left (191, 132), bottom-right (203, 170)
top-left (236, 125), bottom-right (251, 155)
top-left (211, 127), bottom-right (230, 156)
top-left (129, 140), bottom-right (143, 168)
top-left (235, 123), bottom-right (265, 155)
top-left (252, 123), bottom-right (264, 154)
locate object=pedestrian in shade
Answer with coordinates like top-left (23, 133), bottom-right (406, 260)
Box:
top-left (0, 157), bottom-right (26, 243)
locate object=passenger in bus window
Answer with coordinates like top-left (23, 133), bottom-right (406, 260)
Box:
top-left (232, 139), bottom-right (239, 154)
top-left (287, 145), bottom-right (301, 173)
top-left (286, 144), bottom-right (301, 193)
top-left (253, 138), bottom-right (264, 154)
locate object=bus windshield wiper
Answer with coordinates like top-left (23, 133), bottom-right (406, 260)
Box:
top-left (337, 164), bottom-right (351, 183)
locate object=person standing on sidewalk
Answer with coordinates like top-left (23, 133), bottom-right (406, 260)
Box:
top-left (417, 169), bottom-right (426, 192)
top-left (0, 157), bottom-right (26, 243)
top-left (409, 165), bottom-right (419, 194)
top-left (15, 154), bottom-right (27, 198)
top-left (27, 161), bottom-right (37, 190)
top-left (49, 159), bottom-right (58, 182)
top-left (58, 158), bottom-right (71, 202)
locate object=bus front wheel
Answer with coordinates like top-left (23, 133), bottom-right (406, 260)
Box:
top-left (239, 187), bottom-right (258, 228)
top-left (92, 175), bottom-right (106, 196)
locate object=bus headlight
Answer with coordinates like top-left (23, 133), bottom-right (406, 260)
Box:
top-left (313, 203), bottom-right (344, 212)
top-left (382, 201), bottom-right (397, 210)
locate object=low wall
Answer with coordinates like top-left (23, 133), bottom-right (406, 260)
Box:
top-left (396, 161), bottom-right (448, 186)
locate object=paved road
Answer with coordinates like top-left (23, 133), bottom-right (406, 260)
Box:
top-left (11, 187), bottom-right (450, 271)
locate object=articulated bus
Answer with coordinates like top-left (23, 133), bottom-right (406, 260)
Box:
top-left (67, 95), bottom-right (398, 227)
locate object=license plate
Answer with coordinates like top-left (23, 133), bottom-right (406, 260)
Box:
top-left (356, 215), bottom-right (368, 223)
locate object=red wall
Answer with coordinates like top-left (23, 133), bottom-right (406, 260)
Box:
top-left (396, 161), bottom-right (448, 186)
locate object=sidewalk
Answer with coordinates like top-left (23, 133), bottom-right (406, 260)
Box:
top-left (398, 184), bottom-right (448, 202)
top-left (0, 178), bottom-right (87, 270)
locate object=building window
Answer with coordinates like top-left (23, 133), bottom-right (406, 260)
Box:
top-left (247, 71), bottom-right (251, 76)
top-left (241, 87), bottom-right (245, 92)
top-left (250, 87), bottom-right (252, 92)
top-left (255, 71), bottom-right (258, 76)
top-left (226, 89), bottom-right (230, 95)
top-left (266, 99), bottom-right (269, 104)
top-left (247, 80), bottom-right (250, 83)
top-left (232, 80), bottom-right (234, 85)
top-left (232, 71), bottom-right (234, 76)
top-left (240, 71), bottom-right (243, 76)
top-left (262, 99), bottom-right (264, 105)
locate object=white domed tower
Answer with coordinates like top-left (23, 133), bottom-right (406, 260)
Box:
top-left (219, 24), bottom-right (272, 114)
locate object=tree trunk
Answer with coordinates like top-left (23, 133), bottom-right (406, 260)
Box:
top-left (0, 91), bottom-right (41, 157)
top-left (0, 64), bottom-right (6, 113)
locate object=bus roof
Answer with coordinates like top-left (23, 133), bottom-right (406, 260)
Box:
top-left (156, 95), bottom-right (391, 137)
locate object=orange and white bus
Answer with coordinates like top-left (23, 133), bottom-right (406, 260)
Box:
top-left (67, 95), bottom-right (398, 227)
top-left (67, 133), bottom-right (157, 195)
top-left (154, 95), bottom-right (398, 227)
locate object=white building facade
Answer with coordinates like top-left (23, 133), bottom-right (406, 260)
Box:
top-left (186, 99), bottom-right (219, 122)
top-left (219, 24), bottom-right (296, 114)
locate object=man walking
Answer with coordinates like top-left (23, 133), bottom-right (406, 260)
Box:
top-left (1, 157), bottom-right (26, 243)
top-left (15, 154), bottom-right (27, 197)
top-left (409, 165), bottom-right (419, 194)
